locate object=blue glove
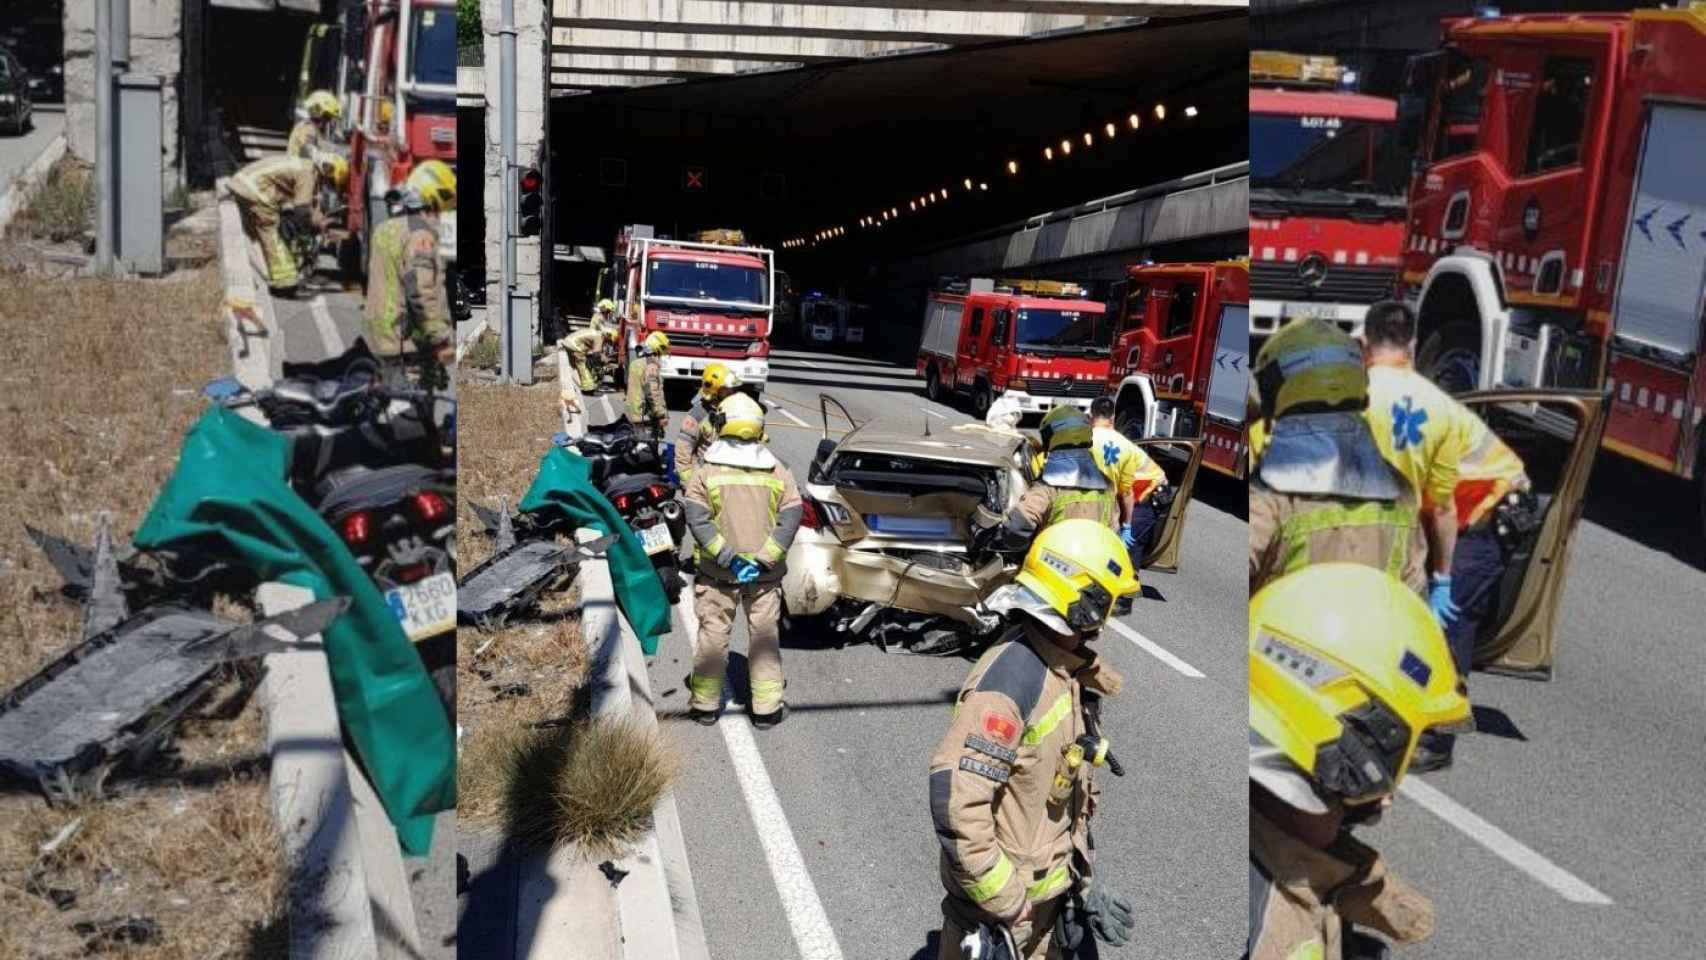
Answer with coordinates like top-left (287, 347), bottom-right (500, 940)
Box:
top-left (731, 555), bottom-right (761, 584)
top-left (1119, 524), bottom-right (1136, 548)
top-left (1428, 574), bottom-right (1460, 626)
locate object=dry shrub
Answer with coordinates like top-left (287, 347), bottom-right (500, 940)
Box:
top-left (463, 329), bottom-right (499, 370)
top-left (8, 158), bottom-right (94, 243)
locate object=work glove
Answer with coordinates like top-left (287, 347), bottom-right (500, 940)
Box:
top-left (1082, 885), bottom-right (1135, 947)
top-left (731, 555), bottom-right (762, 584)
top-left (1118, 524), bottom-right (1136, 548)
top-left (1428, 574), bottom-right (1460, 627)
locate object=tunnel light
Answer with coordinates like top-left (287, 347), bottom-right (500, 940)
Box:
top-left (940, 188), bottom-right (949, 200)
top-left (1128, 113), bottom-right (1140, 130)
top-left (1044, 147), bottom-right (1054, 161)
top-left (1061, 139), bottom-right (1072, 156)
top-left (1154, 103), bottom-right (1166, 121)
top-left (1105, 121), bottom-right (1117, 139)
top-left (1007, 160), bottom-right (1018, 175)
top-left (964, 178), bottom-right (974, 190)
top-left (910, 201), bottom-right (917, 211)
top-left (890, 207), bottom-right (898, 218)
top-left (979, 182), bottom-right (988, 191)
top-left (1185, 105), bottom-right (1198, 117)
top-left (1083, 131), bottom-right (1093, 147)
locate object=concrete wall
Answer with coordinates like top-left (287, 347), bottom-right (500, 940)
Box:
top-left (63, 0), bottom-right (185, 191)
top-left (483, 0), bottom-right (550, 338)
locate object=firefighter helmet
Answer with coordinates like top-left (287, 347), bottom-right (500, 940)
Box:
top-left (643, 331), bottom-right (670, 355)
top-left (304, 90), bottom-right (342, 122)
top-left (1010, 519), bottom-right (1141, 636)
top-left (1039, 404), bottom-right (1093, 452)
top-left (405, 160), bottom-right (457, 213)
top-left (700, 362), bottom-right (741, 400)
top-left (1249, 563), bottom-right (1470, 812)
top-left (596, 298), bottom-right (617, 315)
top-left (1253, 318), bottom-right (1367, 420)
top-left (315, 152), bottom-right (350, 191)
top-left (718, 393), bottom-right (766, 441)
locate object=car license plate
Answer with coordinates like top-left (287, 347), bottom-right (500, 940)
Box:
top-left (638, 523), bottom-right (674, 556)
top-left (1280, 302), bottom-right (1337, 321)
top-left (386, 572), bottom-right (456, 642)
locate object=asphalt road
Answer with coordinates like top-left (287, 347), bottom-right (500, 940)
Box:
top-left (1361, 450), bottom-right (1706, 958)
top-left (0, 104), bottom-right (62, 187)
top-left (605, 345), bottom-right (1249, 959)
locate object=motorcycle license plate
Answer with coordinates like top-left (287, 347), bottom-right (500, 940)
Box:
top-left (638, 523), bottom-right (674, 556)
top-left (386, 572), bottom-right (457, 642)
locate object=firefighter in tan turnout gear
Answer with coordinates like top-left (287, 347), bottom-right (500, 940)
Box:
top-left (288, 90), bottom-right (342, 159)
top-left (561, 302), bottom-right (613, 392)
top-left (930, 519), bottom-right (1139, 959)
top-left (975, 406), bottom-right (1118, 565)
top-left (227, 150), bottom-right (347, 296)
top-left (677, 362), bottom-right (741, 487)
top-left (1248, 318), bottom-right (1426, 596)
top-left (627, 331), bottom-right (670, 437)
top-left (364, 159), bottom-right (456, 382)
top-left (1249, 563), bottom-right (1470, 960)
top-left (682, 393), bottom-right (803, 728)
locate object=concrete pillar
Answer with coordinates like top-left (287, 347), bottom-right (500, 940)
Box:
top-left (485, 0), bottom-right (551, 347)
top-left (63, 0), bottom-right (185, 194)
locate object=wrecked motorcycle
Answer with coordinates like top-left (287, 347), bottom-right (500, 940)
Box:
top-left (554, 419), bottom-right (686, 604)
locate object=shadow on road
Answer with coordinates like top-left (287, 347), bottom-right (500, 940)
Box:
top-left (907, 930), bottom-right (943, 960)
top-left (1578, 452), bottom-right (1704, 572)
top-left (1469, 704), bottom-right (1529, 742)
top-left (1191, 466), bottom-right (1248, 521)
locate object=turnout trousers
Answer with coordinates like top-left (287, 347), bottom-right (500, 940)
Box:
top-left (689, 580), bottom-right (784, 713)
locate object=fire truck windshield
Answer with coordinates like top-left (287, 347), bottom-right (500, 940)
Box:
top-left (409, 8), bottom-right (457, 86)
top-left (1015, 308), bottom-right (1107, 355)
top-left (648, 259), bottom-right (769, 306)
top-left (1249, 113), bottom-right (1407, 199)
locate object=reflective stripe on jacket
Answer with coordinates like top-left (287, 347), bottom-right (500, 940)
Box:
top-left (1454, 415), bottom-right (1528, 529)
top-left (364, 213), bottom-right (450, 357)
top-left (1249, 479), bottom-right (1426, 596)
top-left (626, 356), bottom-right (666, 424)
top-left (682, 458), bottom-right (802, 583)
top-left (1009, 482), bottom-right (1119, 537)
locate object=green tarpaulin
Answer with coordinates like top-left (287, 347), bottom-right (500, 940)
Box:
top-left (518, 447), bottom-right (671, 654)
top-left (134, 407), bottom-right (454, 856)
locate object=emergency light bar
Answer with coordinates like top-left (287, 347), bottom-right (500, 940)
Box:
top-left (1249, 50), bottom-right (1343, 88)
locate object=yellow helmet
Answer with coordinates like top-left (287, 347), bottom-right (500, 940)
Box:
top-left (1253, 318), bottom-right (1367, 420)
top-left (700, 362), bottom-right (741, 400)
top-left (1038, 404), bottom-right (1093, 452)
top-left (1011, 519), bottom-right (1140, 635)
top-left (305, 89), bottom-right (342, 122)
top-left (643, 331), bottom-right (670, 355)
top-left (315, 152), bottom-right (350, 191)
top-left (1249, 564), bottom-right (1470, 812)
top-left (405, 159), bottom-right (456, 212)
top-left (718, 392), bottom-right (766, 441)
top-left (596, 298), bottom-right (616, 315)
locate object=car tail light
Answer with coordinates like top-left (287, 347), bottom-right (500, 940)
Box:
top-left (614, 493), bottom-right (632, 512)
top-left (411, 490), bottom-right (449, 524)
top-left (800, 498), bottom-right (823, 530)
top-left (340, 511), bottom-right (373, 547)
top-left (395, 563), bottom-right (430, 585)
top-left (648, 483), bottom-right (670, 501)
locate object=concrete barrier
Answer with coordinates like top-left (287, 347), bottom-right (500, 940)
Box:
top-left (512, 536), bottom-right (708, 960)
top-left (0, 133), bottom-right (68, 234)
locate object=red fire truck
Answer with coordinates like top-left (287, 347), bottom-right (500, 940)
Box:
top-left (343, 0), bottom-right (458, 269)
top-left (1399, 7), bottom-right (1706, 527)
top-left (1249, 51), bottom-right (1408, 350)
top-left (918, 279), bottom-right (1110, 418)
top-left (1106, 261), bottom-right (1250, 478)
top-left (611, 226), bottom-right (775, 394)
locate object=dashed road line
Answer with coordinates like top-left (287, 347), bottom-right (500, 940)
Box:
top-left (599, 393), bottom-right (615, 422)
top-left (1398, 776), bottom-right (1613, 905)
top-left (775, 406), bottom-right (811, 428)
top-left (1105, 619), bottom-right (1205, 678)
top-left (923, 408), bottom-right (947, 420)
top-left (307, 295), bottom-right (344, 357)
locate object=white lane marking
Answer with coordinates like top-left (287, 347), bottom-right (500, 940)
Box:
top-left (1105, 619), bottom-right (1204, 679)
top-left (308, 296), bottom-right (343, 356)
top-left (775, 406), bottom-right (811, 428)
top-left (1398, 776), bottom-right (1613, 905)
top-left (599, 393), bottom-right (615, 423)
top-left (673, 586), bottom-right (844, 959)
top-left (924, 408), bottom-right (946, 420)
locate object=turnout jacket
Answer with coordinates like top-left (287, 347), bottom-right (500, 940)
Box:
top-left (1007, 448), bottom-right (1119, 536)
top-left (675, 396), bottom-right (721, 487)
top-left (1249, 812), bottom-right (1435, 960)
top-left (929, 622), bottom-right (1124, 923)
top-left (682, 450), bottom-right (803, 584)
top-left (228, 155), bottom-right (317, 214)
top-left (626, 355), bottom-right (667, 427)
top-left (365, 213), bottom-right (451, 357)
top-left (1248, 481), bottom-right (1426, 597)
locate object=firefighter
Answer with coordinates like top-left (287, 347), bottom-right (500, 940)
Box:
top-left (593, 297), bottom-right (618, 330)
top-left (364, 159), bottom-right (455, 383)
top-left (288, 90), bottom-right (342, 159)
top-left (1249, 563), bottom-right (1470, 960)
top-left (626, 331), bottom-right (671, 436)
top-left (1361, 300), bottom-right (1470, 626)
top-left (560, 319), bottom-right (609, 393)
top-left (1087, 396), bottom-right (1168, 560)
top-left (930, 519), bottom-right (1140, 960)
top-left (681, 393), bottom-right (803, 728)
top-left (1249, 318), bottom-right (1426, 595)
top-left (1412, 415), bottom-right (1531, 771)
top-left (977, 406), bottom-right (1117, 561)
top-left (676, 362), bottom-right (741, 487)
top-left (227, 150), bottom-right (348, 297)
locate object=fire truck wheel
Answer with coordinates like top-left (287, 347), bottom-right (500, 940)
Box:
top-left (1417, 322), bottom-right (1482, 396)
top-left (925, 365), bottom-right (942, 402)
top-left (972, 382), bottom-right (993, 419)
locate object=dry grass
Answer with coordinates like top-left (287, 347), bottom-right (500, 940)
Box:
top-left (6, 158), bottom-right (93, 244)
top-left (0, 267), bottom-right (288, 957)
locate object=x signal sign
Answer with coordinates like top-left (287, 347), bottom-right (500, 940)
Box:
top-left (682, 166), bottom-right (708, 192)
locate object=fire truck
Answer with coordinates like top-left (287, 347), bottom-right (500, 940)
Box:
top-left (611, 226), bottom-right (775, 394)
top-left (1106, 261), bottom-right (1250, 478)
top-left (1399, 7), bottom-right (1706, 528)
top-left (1249, 51), bottom-right (1409, 352)
top-left (342, 0), bottom-right (458, 270)
top-left (917, 279), bottom-right (1109, 418)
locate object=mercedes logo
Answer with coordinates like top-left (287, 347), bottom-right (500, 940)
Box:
top-left (699, 335), bottom-right (714, 351)
top-left (1297, 253), bottom-right (1329, 290)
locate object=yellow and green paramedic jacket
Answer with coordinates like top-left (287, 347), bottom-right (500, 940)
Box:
top-left (1365, 364), bottom-right (1470, 512)
top-left (1454, 413), bottom-right (1528, 530)
top-left (1091, 426), bottom-right (1167, 503)
top-left (364, 213), bottom-right (451, 357)
top-left (929, 622), bottom-right (1124, 923)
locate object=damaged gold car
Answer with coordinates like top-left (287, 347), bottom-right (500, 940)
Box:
top-left (782, 397), bottom-right (1204, 654)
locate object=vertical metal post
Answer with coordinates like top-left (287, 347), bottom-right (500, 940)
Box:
top-left (113, 0), bottom-right (130, 70)
top-left (94, 0), bottom-right (114, 275)
top-left (498, 0), bottom-right (517, 381)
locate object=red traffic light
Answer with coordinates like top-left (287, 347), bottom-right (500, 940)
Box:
top-left (519, 167), bottom-right (543, 192)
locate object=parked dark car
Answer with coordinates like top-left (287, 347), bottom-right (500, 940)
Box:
top-left (0, 48), bottom-right (32, 135)
top-left (24, 62), bottom-right (61, 103)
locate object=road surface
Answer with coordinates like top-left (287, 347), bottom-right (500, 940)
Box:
top-left (0, 104), bottom-right (63, 189)
top-left (607, 346), bottom-right (1248, 959)
top-left (1363, 449), bottom-right (1706, 958)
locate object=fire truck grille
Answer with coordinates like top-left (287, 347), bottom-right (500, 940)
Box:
top-left (1251, 261), bottom-right (1396, 305)
top-left (1025, 378), bottom-right (1104, 399)
top-left (671, 333), bottom-right (753, 354)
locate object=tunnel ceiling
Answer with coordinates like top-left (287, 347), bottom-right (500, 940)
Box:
top-left (547, 13), bottom-right (1248, 267)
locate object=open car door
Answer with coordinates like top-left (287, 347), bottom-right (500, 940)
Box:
top-left (1134, 437), bottom-right (1205, 573)
top-left (1458, 388), bottom-right (1609, 678)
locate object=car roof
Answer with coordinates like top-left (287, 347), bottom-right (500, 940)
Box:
top-left (831, 425), bottom-right (1024, 467)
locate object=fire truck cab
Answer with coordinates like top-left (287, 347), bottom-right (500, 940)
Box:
top-left (917, 279), bottom-right (1110, 419)
top-left (1107, 261), bottom-right (1250, 478)
top-left (1399, 7), bottom-right (1706, 527)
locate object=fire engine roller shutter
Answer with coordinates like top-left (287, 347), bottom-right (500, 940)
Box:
top-left (1205, 304), bottom-right (1249, 424)
top-left (1611, 104), bottom-right (1706, 359)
